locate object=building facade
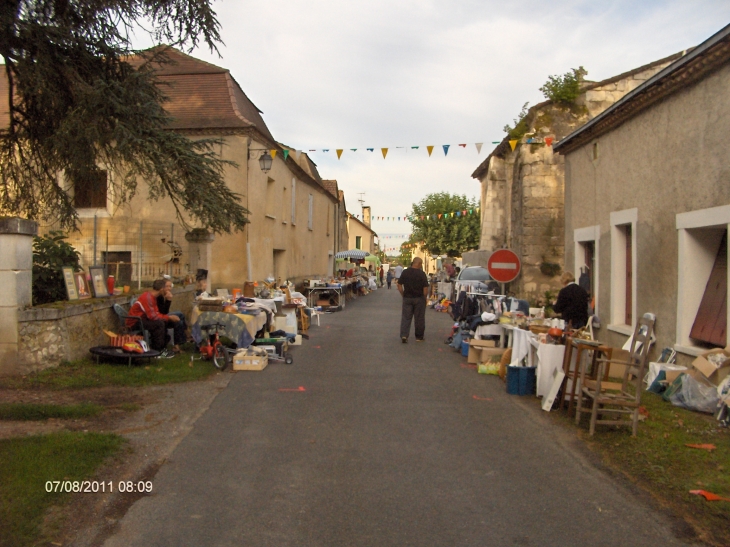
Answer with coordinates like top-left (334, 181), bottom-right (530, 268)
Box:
top-left (555, 24), bottom-right (730, 363)
top-left (472, 53), bottom-right (681, 303)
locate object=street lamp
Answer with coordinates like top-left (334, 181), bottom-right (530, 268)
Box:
top-left (258, 151), bottom-right (273, 173)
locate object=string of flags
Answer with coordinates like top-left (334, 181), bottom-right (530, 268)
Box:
top-left (351, 208), bottom-right (480, 222)
top-left (267, 137), bottom-right (557, 163)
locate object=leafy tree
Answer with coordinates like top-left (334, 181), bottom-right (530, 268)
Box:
top-left (540, 67), bottom-right (588, 104)
top-left (409, 193), bottom-right (480, 257)
top-left (0, 0), bottom-right (249, 233)
top-left (32, 231), bottom-right (80, 305)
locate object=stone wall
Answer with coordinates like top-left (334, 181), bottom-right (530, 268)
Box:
top-left (16, 286), bottom-right (196, 374)
top-left (473, 54), bottom-right (679, 304)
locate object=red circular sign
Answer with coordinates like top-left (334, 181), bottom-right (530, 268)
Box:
top-left (487, 249), bottom-right (521, 283)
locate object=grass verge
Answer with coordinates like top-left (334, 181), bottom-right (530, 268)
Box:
top-left (0, 431), bottom-right (125, 547)
top-left (0, 348), bottom-right (219, 390)
top-left (569, 390), bottom-right (730, 546)
top-left (0, 403), bottom-right (104, 421)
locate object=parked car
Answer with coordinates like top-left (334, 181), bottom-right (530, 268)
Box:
top-left (454, 266), bottom-right (499, 294)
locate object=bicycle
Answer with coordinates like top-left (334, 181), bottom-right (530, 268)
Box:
top-left (199, 322), bottom-right (230, 370)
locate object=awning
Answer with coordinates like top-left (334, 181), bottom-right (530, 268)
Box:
top-left (335, 249), bottom-right (371, 259)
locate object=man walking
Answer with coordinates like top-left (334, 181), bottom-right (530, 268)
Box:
top-left (397, 257), bottom-right (429, 343)
top-left (394, 263), bottom-right (403, 282)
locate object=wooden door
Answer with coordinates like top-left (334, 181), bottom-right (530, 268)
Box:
top-left (691, 233), bottom-right (727, 347)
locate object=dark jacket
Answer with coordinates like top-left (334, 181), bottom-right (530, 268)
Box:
top-left (554, 282), bottom-right (589, 329)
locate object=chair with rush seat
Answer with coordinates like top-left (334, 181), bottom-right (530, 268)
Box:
top-left (575, 313), bottom-right (656, 436)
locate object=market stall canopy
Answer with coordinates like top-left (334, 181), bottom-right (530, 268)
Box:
top-left (364, 254), bottom-right (381, 267)
top-left (335, 249), bottom-right (371, 259)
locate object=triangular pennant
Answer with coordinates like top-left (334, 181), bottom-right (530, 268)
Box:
top-left (323, 149), bottom-right (330, 152)
top-left (462, 210), bottom-right (466, 215)
top-left (283, 150), bottom-right (289, 161)
top-left (295, 150), bottom-right (301, 160)
top-left (438, 214), bottom-right (442, 219)
top-left (271, 150), bottom-right (277, 159)
top-left (457, 211), bottom-right (461, 217)
top-left (427, 146), bottom-right (434, 156)
top-left (545, 137), bottom-right (554, 147)
top-left (509, 140), bottom-right (518, 151)
top-left (412, 146), bottom-right (419, 150)
top-left (443, 145), bottom-right (450, 156)
top-left (469, 209), bottom-right (473, 214)
top-left (367, 148), bottom-right (374, 152)
top-left (381, 148), bottom-right (388, 158)
top-left (350, 148), bottom-right (357, 152)
top-left (475, 143), bottom-right (483, 154)
top-left (336, 149), bottom-right (343, 159)
top-left (458, 143), bottom-right (466, 148)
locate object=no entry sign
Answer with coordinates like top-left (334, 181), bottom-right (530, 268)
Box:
top-left (487, 249), bottom-right (521, 283)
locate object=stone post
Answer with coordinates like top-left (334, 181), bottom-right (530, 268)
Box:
top-left (185, 229), bottom-right (215, 288)
top-left (0, 217), bottom-right (37, 375)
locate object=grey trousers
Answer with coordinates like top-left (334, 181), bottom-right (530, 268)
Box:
top-left (400, 296), bottom-right (426, 339)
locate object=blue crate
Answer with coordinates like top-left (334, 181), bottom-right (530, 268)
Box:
top-left (506, 366), bottom-right (536, 395)
top-left (461, 340), bottom-right (470, 357)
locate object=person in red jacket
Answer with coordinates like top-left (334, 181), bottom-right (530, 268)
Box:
top-left (127, 279), bottom-right (180, 351)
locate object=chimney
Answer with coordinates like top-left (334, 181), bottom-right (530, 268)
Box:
top-left (362, 206), bottom-right (371, 227)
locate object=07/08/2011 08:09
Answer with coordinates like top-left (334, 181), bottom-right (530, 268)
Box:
top-left (45, 480), bottom-right (153, 493)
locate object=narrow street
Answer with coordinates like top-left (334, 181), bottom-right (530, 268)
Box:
top-left (102, 287), bottom-right (689, 547)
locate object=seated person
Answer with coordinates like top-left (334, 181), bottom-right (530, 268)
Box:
top-left (127, 279), bottom-right (180, 352)
top-left (158, 278), bottom-right (188, 353)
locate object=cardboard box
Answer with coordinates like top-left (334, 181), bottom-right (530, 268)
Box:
top-left (467, 339), bottom-right (496, 364)
top-left (232, 351), bottom-right (268, 371)
top-left (691, 348), bottom-right (730, 386)
top-left (289, 334), bottom-right (303, 346)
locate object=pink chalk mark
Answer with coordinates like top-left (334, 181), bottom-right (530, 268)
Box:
top-left (279, 386), bottom-right (307, 392)
top-left (472, 395), bottom-right (493, 401)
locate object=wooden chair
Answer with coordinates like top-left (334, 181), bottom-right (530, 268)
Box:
top-left (575, 313), bottom-right (656, 436)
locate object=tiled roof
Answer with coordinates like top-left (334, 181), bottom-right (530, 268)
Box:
top-left (321, 180), bottom-right (339, 199)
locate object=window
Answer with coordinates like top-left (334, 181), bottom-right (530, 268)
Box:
top-left (291, 179), bottom-right (296, 225)
top-left (72, 169), bottom-right (107, 209)
top-left (690, 233), bottom-right (727, 347)
top-left (676, 205), bottom-right (730, 355)
top-left (308, 194), bottom-right (313, 231)
top-left (265, 176), bottom-right (276, 219)
top-left (609, 208), bottom-right (637, 334)
top-left (574, 225), bottom-right (600, 313)
top-left (356, 236), bottom-right (362, 250)
top-left (281, 185), bottom-right (288, 224)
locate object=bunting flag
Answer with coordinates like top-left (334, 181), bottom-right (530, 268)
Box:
top-left (381, 148), bottom-right (388, 159)
top-left (545, 137), bottom-right (554, 147)
top-left (367, 148), bottom-right (374, 152)
top-left (412, 146), bottom-right (419, 150)
top-left (443, 144), bottom-right (450, 156)
top-left (458, 144), bottom-right (466, 148)
top-left (323, 149), bottom-right (329, 152)
top-left (271, 150), bottom-right (277, 159)
top-left (427, 145), bottom-right (434, 156)
top-left (295, 150), bottom-right (301, 160)
top-left (438, 214), bottom-right (442, 219)
top-left (475, 143), bottom-right (483, 154)
top-left (283, 150), bottom-right (289, 161)
top-left (336, 149), bottom-right (343, 159)
top-left (509, 140), bottom-right (518, 151)
top-left (350, 148), bottom-right (357, 152)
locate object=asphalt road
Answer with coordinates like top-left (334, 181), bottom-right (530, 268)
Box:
top-left (102, 286), bottom-right (690, 547)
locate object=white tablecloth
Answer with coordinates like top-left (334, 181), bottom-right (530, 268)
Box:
top-left (536, 344), bottom-right (566, 397)
top-left (475, 324), bottom-right (502, 338)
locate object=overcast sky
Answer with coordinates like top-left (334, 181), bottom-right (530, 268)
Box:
top-left (181, 1), bottom-right (729, 251)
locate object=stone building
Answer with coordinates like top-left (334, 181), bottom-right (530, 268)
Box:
top-left (471, 52), bottom-right (683, 303)
top-left (555, 23), bottom-right (730, 363)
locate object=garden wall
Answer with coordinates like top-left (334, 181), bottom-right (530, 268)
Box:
top-left (16, 286), bottom-right (196, 374)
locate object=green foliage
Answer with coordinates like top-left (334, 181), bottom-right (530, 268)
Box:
top-left (409, 193), bottom-right (480, 257)
top-left (0, 432), bottom-right (124, 547)
top-left (540, 67), bottom-right (588, 104)
top-left (0, 0), bottom-right (249, 234)
top-left (0, 403), bottom-right (103, 420)
top-left (32, 231), bottom-right (81, 305)
top-left (503, 102), bottom-right (531, 140)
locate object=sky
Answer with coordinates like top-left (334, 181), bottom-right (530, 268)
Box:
top-left (171, 1), bottom-right (730, 252)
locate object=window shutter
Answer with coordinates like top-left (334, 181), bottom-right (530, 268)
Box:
top-left (690, 233), bottom-right (727, 347)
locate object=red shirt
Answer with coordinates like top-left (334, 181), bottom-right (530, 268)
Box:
top-left (126, 291), bottom-right (171, 327)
